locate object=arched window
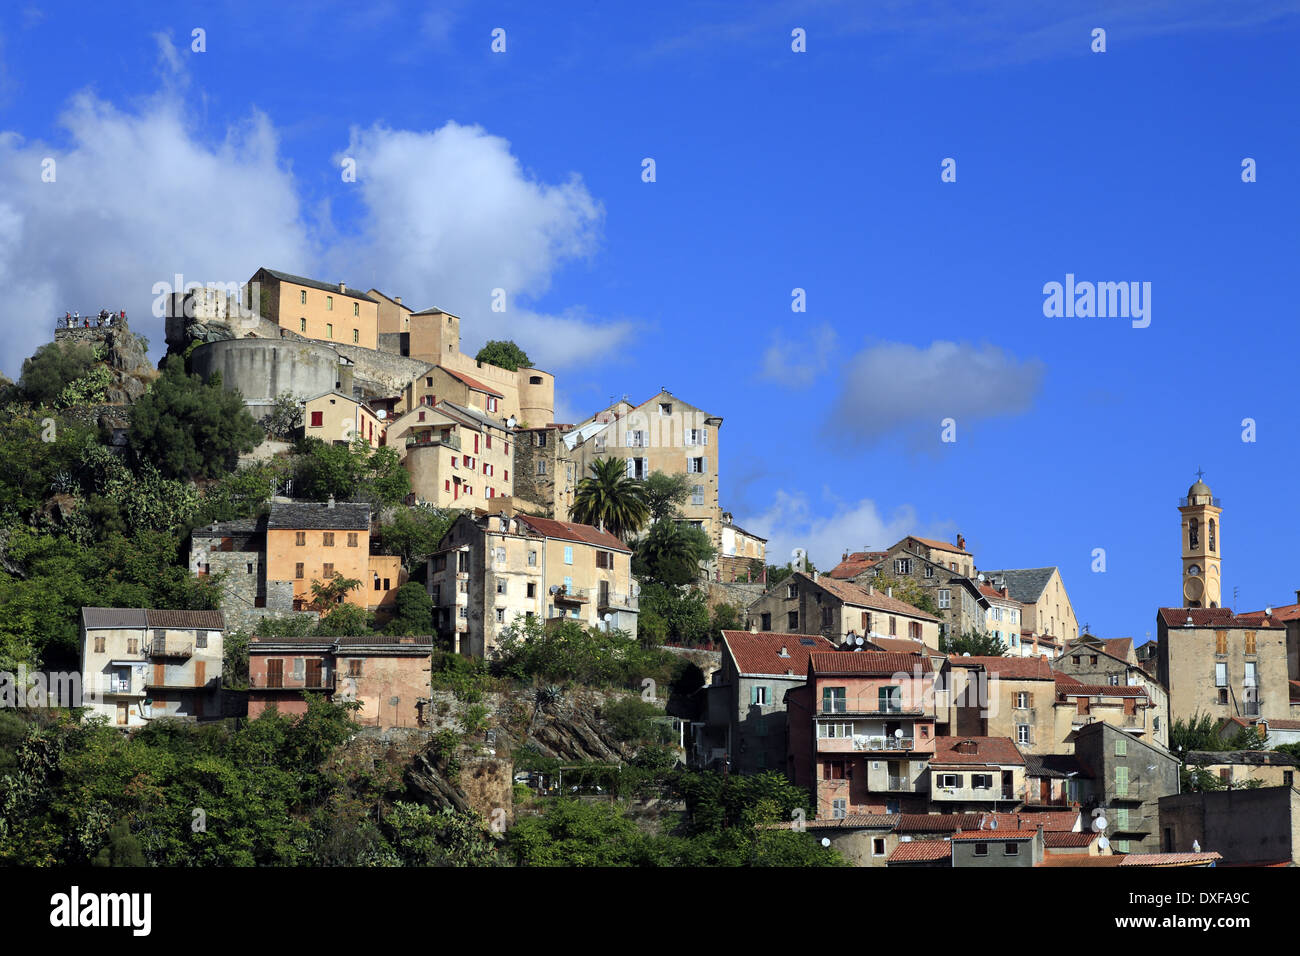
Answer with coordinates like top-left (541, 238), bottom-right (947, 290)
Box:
top-left (1188, 518), bottom-right (1199, 550)
top-left (1209, 519), bottom-right (1216, 551)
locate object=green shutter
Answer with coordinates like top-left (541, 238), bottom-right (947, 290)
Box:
top-left (1115, 765), bottom-right (1129, 797)
top-left (750, 685), bottom-right (758, 706)
top-left (1115, 737), bottom-right (1127, 756)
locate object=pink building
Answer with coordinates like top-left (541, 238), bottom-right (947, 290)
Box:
top-left (788, 650), bottom-right (938, 818)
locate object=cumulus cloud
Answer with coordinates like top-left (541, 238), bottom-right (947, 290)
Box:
top-left (0, 89), bottom-right (309, 375)
top-left (334, 121), bottom-right (630, 371)
top-left (740, 489), bottom-right (954, 573)
top-left (828, 339), bottom-right (1044, 443)
top-left (759, 323), bottom-right (837, 388)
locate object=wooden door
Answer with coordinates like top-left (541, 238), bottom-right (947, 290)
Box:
top-left (116, 701), bottom-right (128, 725)
top-left (195, 661), bottom-right (206, 687)
top-left (305, 659), bottom-right (322, 688)
top-left (267, 659), bottom-right (283, 689)
top-left (153, 663), bottom-right (165, 687)
top-left (1040, 778), bottom-right (1050, 803)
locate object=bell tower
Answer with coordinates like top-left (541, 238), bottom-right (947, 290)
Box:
top-left (1179, 469), bottom-right (1222, 608)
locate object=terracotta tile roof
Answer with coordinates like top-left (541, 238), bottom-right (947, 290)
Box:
top-left (720, 631), bottom-right (837, 678)
top-left (829, 552), bottom-right (887, 579)
top-left (1036, 855), bottom-right (1124, 867)
top-left (888, 840), bottom-right (952, 863)
top-left (1103, 638), bottom-right (1135, 662)
top-left (765, 813), bottom-right (898, 831)
top-left (435, 365), bottom-right (505, 398)
top-left (144, 609), bottom-right (226, 630)
top-left (896, 813), bottom-right (980, 833)
top-left (1055, 683), bottom-right (1149, 699)
top-left (931, 736), bottom-right (1025, 766)
top-left (515, 514), bottom-right (630, 552)
top-left (978, 584), bottom-right (1019, 604)
top-left (1054, 673), bottom-right (1084, 686)
top-left (259, 267), bottom-right (378, 303)
top-left (952, 830), bottom-right (1037, 842)
top-left (808, 650), bottom-right (933, 676)
top-left (1044, 831), bottom-right (1098, 848)
top-left (1117, 852), bottom-right (1222, 867)
top-left (953, 655), bottom-right (1055, 681)
top-left (1261, 718), bottom-right (1300, 731)
top-left (1240, 602), bottom-right (1300, 624)
top-left (807, 574), bottom-right (939, 621)
top-left (1005, 810), bottom-right (1080, 831)
top-left (865, 637), bottom-right (929, 655)
top-left (909, 536), bottom-right (969, 556)
top-left (1158, 607), bottom-right (1283, 629)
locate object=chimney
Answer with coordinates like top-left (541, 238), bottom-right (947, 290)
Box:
top-left (812, 571), bottom-right (819, 582)
top-left (843, 551), bottom-right (849, 562)
top-left (886, 586), bottom-right (893, 598)
top-left (867, 584), bottom-right (875, 595)
top-left (749, 620), bottom-right (757, 634)
top-left (1295, 588), bottom-right (1300, 606)
top-left (395, 296), bottom-right (402, 305)
top-left (779, 645), bottom-right (789, 657)
top-left (957, 533), bottom-right (966, 551)
top-left (327, 494), bottom-right (335, 509)
top-left (339, 282), bottom-right (347, 293)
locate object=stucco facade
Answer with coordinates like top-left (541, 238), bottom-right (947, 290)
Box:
top-left (250, 267), bottom-right (379, 351)
top-left (388, 401), bottom-right (515, 507)
top-left (748, 571), bottom-right (941, 650)
top-left (304, 391), bottom-right (386, 449)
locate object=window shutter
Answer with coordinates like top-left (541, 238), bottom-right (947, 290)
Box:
top-left (702, 429), bottom-right (709, 445)
top-left (750, 686), bottom-right (757, 705)
top-left (702, 456), bottom-right (708, 473)
top-left (625, 459), bottom-right (634, 478)
top-left (1027, 692), bottom-right (1034, 708)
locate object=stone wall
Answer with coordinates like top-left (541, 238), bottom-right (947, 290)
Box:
top-left (190, 338), bottom-right (345, 415)
top-left (707, 580), bottom-right (765, 612)
top-left (331, 343), bottom-right (433, 398)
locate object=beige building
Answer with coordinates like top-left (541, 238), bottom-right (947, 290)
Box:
top-left (80, 607), bottom-right (226, 728)
top-left (1179, 474), bottom-right (1222, 608)
top-left (1156, 607), bottom-right (1288, 725)
top-left (979, 584), bottom-right (1024, 653)
top-left (1052, 675), bottom-right (1159, 750)
top-left (564, 390), bottom-right (724, 546)
top-left (303, 390), bottom-right (386, 449)
top-left (747, 571), bottom-right (942, 650)
top-left (387, 400), bottom-right (515, 508)
top-left (981, 567), bottom-right (1079, 644)
top-left (942, 655), bottom-right (1058, 753)
top-left (249, 267), bottom-right (379, 350)
top-left (1055, 635), bottom-right (1170, 748)
top-left (1182, 749), bottom-right (1299, 789)
top-left (718, 513), bottom-right (767, 583)
top-left (429, 510), bottom-right (638, 657)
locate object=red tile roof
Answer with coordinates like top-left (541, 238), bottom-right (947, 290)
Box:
top-left (896, 813), bottom-right (979, 833)
top-left (1117, 852), bottom-right (1223, 867)
top-left (1044, 831), bottom-right (1098, 848)
top-left (1036, 855), bottom-right (1124, 867)
top-left (808, 650), bottom-right (933, 676)
top-left (866, 637), bottom-right (930, 655)
top-left (1054, 673), bottom-right (1084, 686)
top-left (721, 630), bottom-right (837, 678)
top-left (931, 736), bottom-right (1025, 766)
top-left (910, 536), bottom-right (970, 556)
top-left (1005, 810), bottom-right (1080, 831)
top-left (1103, 638), bottom-right (1135, 661)
top-left (436, 365), bottom-right (505, 398)
top-left (978, 585), bottom-right (1019, 604)
top-left (515, 514), bottom-right (630, 552)
top-left (1261, 718), bottom-right (1300, 730)
top-left (1055, 683), bottom-right (1148, 699)
top-left (828, 552), bottom-right (887, 579)
top-left (1239, 603), bottom-right (1300, 624)
top-left (952, 655), bottom-right (1055, 681)
top-left (809, 574), bottom-right (939, 621)
top-left (1158, 607), bottom-right (1283, 629)
top-left (952, 830), bottom-right (1037, 842)
top-left (888, 840), bottom-right (952, 863)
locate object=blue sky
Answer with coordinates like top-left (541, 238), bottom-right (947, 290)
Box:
top-left (1, 1), bottom-right (1298, 644)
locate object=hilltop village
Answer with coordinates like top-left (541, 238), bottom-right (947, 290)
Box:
top-left (2, 267), bottom-right (1299, 868)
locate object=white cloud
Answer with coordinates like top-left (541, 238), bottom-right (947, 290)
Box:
top-left (759, 323), bottom-right (837, 388)
top-left (828, 339), bottom-right (1044, 443)
top-left (741, 489), bottom-right (953, 573)
top-left (333, 121), bottom-right (633, 371)
top-left (0, 90), bottom-right (310, 375)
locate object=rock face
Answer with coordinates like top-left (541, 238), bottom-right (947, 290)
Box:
top-left (514, 688), bottom-right (637, 763)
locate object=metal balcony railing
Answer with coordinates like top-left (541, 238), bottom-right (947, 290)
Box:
top-left (857, 736), bottom-right (915, 752)
top-left (406, 432), bottom-right (461, 451)
top-left (597, 589), bottom-right (638, 610)
top-left (148, 639), bottom-right (193, 658)
top-left (249, 673), bottom-right (336, 691)
top-left (887, 775), bottom-right (912, 791)
top-left (555, 586), bottom-right (589, 604)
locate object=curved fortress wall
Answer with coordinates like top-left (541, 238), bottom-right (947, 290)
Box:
top-left (190, 339), bottom-right (347, 418)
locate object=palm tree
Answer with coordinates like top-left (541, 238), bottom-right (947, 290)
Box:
top-left (570, 457), bottom-right (649, 542)
top-left (633, 519), bottom-right (714, 586)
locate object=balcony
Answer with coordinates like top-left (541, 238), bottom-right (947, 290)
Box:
top-left (249, 673), bottom-right (336, 692)
top-left (555, 586), bottom-right (589, 604)
top-left (102, 677), bottom-right (142, 696)
top-left (887, 775), bottom-right (913, 791)
top-left (817, 734), bottom-right (917, 753)
top-left (597, 589), bottom-right (639, 611)
top-left (148, 638), bottom-right (193, 658)
top-left (406, 432), bottom-right (461, 451)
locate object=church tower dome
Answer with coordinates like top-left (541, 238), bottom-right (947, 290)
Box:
top-left (1179, 470), bottom-right (1221, 608)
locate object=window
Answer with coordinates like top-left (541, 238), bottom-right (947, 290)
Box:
top-left (818, 722), bottom-right (851, 738)
top-left (1244, 661), bottom-right (1257, 688)
top-left (1016, 692), bottom-right (1029, 708)
top-left (971, 773), bottom-right (992, 789)
top-left (788, 610), bottom-right (799, 630)
top-left (295, 531), bottom-right (306, 546)
top-left (832, 799), bottom-right (847, 820)
top-left (300, 290), bottom-right (307, 304)
top-left (760, 612), bottom-right (771, 631)
top-left (322, 532), bottom-right (334, 547)
top-left (786, 583), bottom-right (798, 599)
top-left (1115, 737), bottom-right (1127, 756)
top-left (939, 773), bottom-right (961, 788)
top-left (1116, 808), bottom-right (1130, 830)
top-left (196, 631), bottom-right (208, 649)
top-left (326, 295), bottom-right (333, 311)
top-left (872, 838), bottom-right (886, 857)
top-left (564, 546), bottom-right (574, 565)
top-left (822, 687), bottom-right (847, 714)
top-left (1245, 632), bottom-right (1256, 655)
top-left (526, 583), bottom-right (536, 598)
top-left (1017, 724), bottom-right (1030, 745)
top-left (496, 580), bottom-right (507, 594)
top-left (310, 411), bottom-right (323, 428)
top-left (1115, 766), bottom-right (1129, 797)
top-left (323, 562), bottom-right (334, 577)
top-left (878, 685), bottom-right (902, 713)
top-left (894, 558), bottom-right (912, 575)
top-left (127, 637), bottom-right (138, 655)
top-left (973, 842), bottom-right (988, 857)
top-left (821, 607), bottom-right (833, 627)
top-left (527, 551), bottom-right (537, 566)
top-left (888, 616), bottom-right (897, 636)
top-left (1108, 674), bottom-right (1120, 685)
top-left (347, 532), bottom-right (358, 547)
top-left (93, 635), bottom-right (106, 653)
top-left (823, 760), bottom-right (847, 779)
top-left (596, 550), bottom-right (612, 569)
top-left (1216, 631), bottom-right (1227, 654)
top-left (295, 562), bottom-right (304, 579)
top-left (752, 686), bottom-right (769, 706)
top-left (352, 328), bottom-right (359, 343)
top-left (1218, 688), bottom-right (1229, 704)
top-left (347, 659), bottom-right (361, 677)
top-left (537, 461), bottom-right (547, 475)
top-left (908, 621), bottom-right (921, 639)
top-left (688, 456), bottom-right (706, 473)
top-left (1285, 771), bottom-right (1294, 788)
top-left (495, 608), bottom-right (505, 623)
top-left (1215, 662), bottom-right (1227, 686)
top-left (1004, 842), bottom-right (1020, 857)
top-left (692, 484), bottom-right (704, 506)
top-left (938, 589), bottom-right (951, 609)
top-left (659, 402), bottom-right (673, 416)
top-left (299, 317), bottom-right (307, 332)
top-left (353, 302), bottom-right (359, 317)
top-left (326, 322), bottom-right (333, 338)
top-left (1209, 519), bottom-right (1216, 551)
top-left (487, 397), bottom-right (498, 413)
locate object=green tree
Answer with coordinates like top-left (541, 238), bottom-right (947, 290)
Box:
top-left (17, 341), bottom-right (97, 406)
top-left (944, 629), bottom-right (1008, 656)
top-left (570, 457), bottom-right (649, 542)
top-left (385, 582), bottom-right (434, 635)
top-left (128, 357), bottom-right (262, 480)
top-left (474, 340), bottom-right (532, 371)
top-left (506, 798), bottom-right (644, 866)
top-left (868, 573), bottom-right (938, 615)
top-left (259, 391), bottom-right (303, 440)
top-left (633, 519), bottom-right (713, 586)
top-left (91, 820), bottom-right (146, 867)
top-left (314, 602), bottom-right (372, 637)
top-left (379, 505), bottom-right (459, 570)
top-left (641, 471), bottom-right (692, 522)
top-left (310, 576), bottom-right (362, 610)
top-left (637, 583), bottom-right (711, 646)
top-left (294, 437), bottom-right (410, 508)
top-left (1170, 712), bottom-right (1226, 753)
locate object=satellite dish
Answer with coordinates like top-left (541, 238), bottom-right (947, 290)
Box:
top-left (855, 636), bottom-right (864, 646)
top-left (988, 817), bottom-right (998, 829)
top-left (603, 613), bottom-right (612, 623)
top-left (894, 728), bottom-right (903, 739)
top-left (506, 416), bottom-right (517, 428)
top-left (820, 838), bottom-right (831, 848)
top-left (1092, 816), bottom-right (1108, 832)
top-left (1097, 836), bottom-right (1110, 851)
top-left (977, 573), bottom-right (985, 582)
top-left (549, 585), bottom-right (559, 594)
top-left (962, 652), bottom-right (970, 657)
top-left (376, 409), bottom-right (386, 420)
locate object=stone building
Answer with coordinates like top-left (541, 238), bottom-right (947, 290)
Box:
top-left (1055, 635), bottom-right (1170, 748)
top-left (79, 607), bottom-right (226, 727)
top-left (511, 424), bottom-right (578, 518)
top-left (942, 655), bottom-right (1059, 752)
top-left (747, 571), bottom-right (942, 650)
top-left (1052, 675), bottom-right (1159, 750)
top-left (926, 737), bottom-right (1027, 812)
top-left (428, 510), bottom-right (637, 657)
top-left (303, 390), bottom-right (386, 449)
top-left (248, 267), bottom-right (381, 351)
top-left (1067, 720), bottom-right (1179, 854)
top-left (718, 513), bottom-right (767, 583)
top-left (1156, 606), bottom-right (1288, 725)
top-left (1180, 749), bottom-right (1299, 789)
top-left (1159, 786), bottom-right (1300, 864)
